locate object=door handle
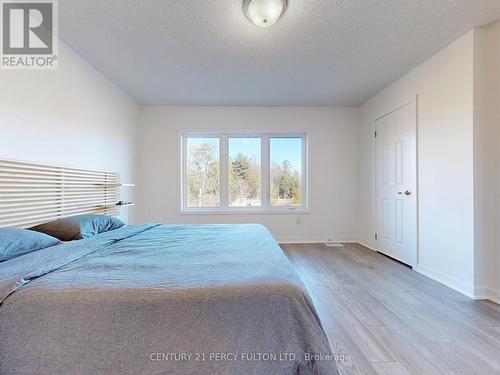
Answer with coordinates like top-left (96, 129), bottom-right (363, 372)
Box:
top-left (398, 190), bottom-right (412, 196)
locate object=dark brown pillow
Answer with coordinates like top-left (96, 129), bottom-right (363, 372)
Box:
top-left (30, 214), bottom-right (125, 241)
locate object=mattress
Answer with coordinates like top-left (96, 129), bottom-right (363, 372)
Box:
top-left (0, 223), bottom-right (338, 374)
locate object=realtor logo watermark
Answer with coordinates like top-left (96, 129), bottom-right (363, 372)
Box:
top-left (1, 0), bottom-right (58, 69)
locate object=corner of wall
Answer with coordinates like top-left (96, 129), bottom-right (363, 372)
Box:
top-left (471, 22), bottom-right (500, 303)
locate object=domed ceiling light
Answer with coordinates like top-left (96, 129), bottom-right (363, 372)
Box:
top-left (243, 0), bottom-right (288, 28)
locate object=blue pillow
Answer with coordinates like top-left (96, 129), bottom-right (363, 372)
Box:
top-left (30, 214), bottom-right (125, 241)
top-left (0, 227), bottom-right (62, 262)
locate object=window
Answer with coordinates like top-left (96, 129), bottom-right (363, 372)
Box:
top-left (182, 133), bottom-right (307, 212)
top-left (185, 137), bottom-right (220, 208)
top-left (270, 137), bottom-right (303, 207)
top-left (229, 138), bottom-right (261, 207)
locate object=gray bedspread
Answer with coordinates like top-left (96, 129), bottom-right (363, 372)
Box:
top-left (0, 224), bottom-right (338, 375)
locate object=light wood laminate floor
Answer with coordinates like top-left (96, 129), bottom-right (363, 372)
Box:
top-left (281, 243), bottom-right (500, 375)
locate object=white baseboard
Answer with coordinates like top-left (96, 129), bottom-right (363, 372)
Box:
top-left (414, 264), bottom-right (475, 299)
top-left (357, 239), bottom-right (377, 251)
top-left (474, 287), bottom-right (500, 304)
top-left (276, 236), bottom-right (358, 245)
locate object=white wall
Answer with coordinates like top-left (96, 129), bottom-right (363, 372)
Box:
top-left (359, 31), bottom-right (476, 297)
top-left (135, 106), bottom-right (359, 243)
top-left (0, 41), bottom-right (139, 221)
top-left (473, 21), bottom-right (500, 303)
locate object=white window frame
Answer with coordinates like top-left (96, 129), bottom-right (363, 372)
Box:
top-left (180, 132), bottom-right (309, 214)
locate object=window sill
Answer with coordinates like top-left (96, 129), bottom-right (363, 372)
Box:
top-left (179, 208), bottom-right (311, 215)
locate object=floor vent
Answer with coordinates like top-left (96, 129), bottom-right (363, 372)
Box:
top-left (324, 242), bottom-right (344, 247)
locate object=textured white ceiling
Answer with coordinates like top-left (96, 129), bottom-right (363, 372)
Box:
top-left (59, 0), bottom-right (500, 106)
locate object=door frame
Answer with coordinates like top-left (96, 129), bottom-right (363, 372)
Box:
top-left (373, 95), bottom-right (419, 267)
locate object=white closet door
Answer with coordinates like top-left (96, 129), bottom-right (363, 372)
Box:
top-left (375, 100), bottom-right (417, 267)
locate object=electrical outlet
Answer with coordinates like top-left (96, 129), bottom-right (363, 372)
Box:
top-left (296, 217), bottom-right (301, 224)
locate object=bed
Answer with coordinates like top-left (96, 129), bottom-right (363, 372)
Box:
top-left (0, 223), bottom-right (338, 374)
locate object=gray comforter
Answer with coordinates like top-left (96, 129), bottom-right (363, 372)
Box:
top-left (0, 224), bottom-right (338, 374)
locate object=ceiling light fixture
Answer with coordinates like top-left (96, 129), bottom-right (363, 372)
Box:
top-left (243, 0), bottom-right (288, 28)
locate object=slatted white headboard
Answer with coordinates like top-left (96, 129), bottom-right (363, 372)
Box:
top-left (0, 159), bottom-right (121, 228)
